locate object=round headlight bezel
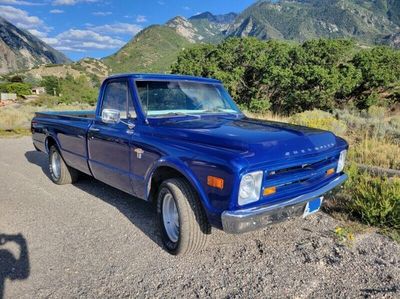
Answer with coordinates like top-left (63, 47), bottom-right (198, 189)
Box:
top-left (337, 150), bottom-right (347, 173)
top-left (238, 171), bottom-right (263, 206)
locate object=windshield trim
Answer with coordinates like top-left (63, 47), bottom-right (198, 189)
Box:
top-left (133, 79), bottom-right (242, 120)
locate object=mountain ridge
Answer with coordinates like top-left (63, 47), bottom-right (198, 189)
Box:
top-left (0, 16), bottom-right (71, 75)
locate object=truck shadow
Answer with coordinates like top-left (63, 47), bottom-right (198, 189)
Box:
top-left (0, 234), bottom-right (30, 299)
top-left (24, 150), bottom-right (163, 250)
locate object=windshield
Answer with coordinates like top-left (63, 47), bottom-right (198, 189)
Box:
top-left (135, 80), bottom-right (241, 117)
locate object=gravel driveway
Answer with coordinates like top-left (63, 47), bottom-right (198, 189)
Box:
top-left (0, 137), bottom-right (399, 298)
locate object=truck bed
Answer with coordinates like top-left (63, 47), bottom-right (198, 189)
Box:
top-left (32, 110), bottom-right (96, 175)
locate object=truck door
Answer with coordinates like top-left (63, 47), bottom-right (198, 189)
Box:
top-left (87, 79), bottom-right (137, 195)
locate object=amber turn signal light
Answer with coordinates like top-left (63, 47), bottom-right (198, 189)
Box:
top-left (326, 168), bottom-right (335, 176)
top-left (263, 186), bottom-right (276, 196)
top-left (207, 176), bottom-right (224, 190)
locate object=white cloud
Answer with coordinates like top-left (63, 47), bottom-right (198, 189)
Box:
top-left (88, 23), bottom-right (142, 35)
top-left (92, 11), bottom-right (112, 16)
top-left (28, 29), bottom-right (48, 38)
top-left (44, 29), bottom-right (125, 52)
top-left (42, 37), bottom-right (58, 44)
top-left (0, 5), bottom-right (44, 29)
top-left (183, 6), bottom-right (191, 11)
top-left (50, 9), bottom-right (64, 13)
top-left (52, 0), bottom-right (98, 6)
top-left (0, 0), bottom-right (44, 5)
top-left (136, 15), bottom-right (147, 23)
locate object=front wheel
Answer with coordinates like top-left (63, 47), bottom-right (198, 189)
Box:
top-left (157, 178), bottom-right (210, 255)
top-left (48, 145), bottom-right (79, 185)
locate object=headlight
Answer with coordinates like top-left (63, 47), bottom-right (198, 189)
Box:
top-left (238, 171), bottom-right (263, 206)
top-left (337, 150), bottom-right (347, 173)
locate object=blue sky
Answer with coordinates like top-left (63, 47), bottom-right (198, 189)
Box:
top-left (0, 0), bottom-right (257, 60)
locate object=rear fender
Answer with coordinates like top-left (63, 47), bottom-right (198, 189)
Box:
top-left (45, 133), bottom-right (62, 154)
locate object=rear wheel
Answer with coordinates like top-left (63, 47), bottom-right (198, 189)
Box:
top-left (157, 178), bottom-right (210, 255)
top-left (48, 145), bottom-right (78, 185)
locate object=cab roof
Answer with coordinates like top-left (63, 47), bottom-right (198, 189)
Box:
top-left (106, 73), bottom-right (221, 84)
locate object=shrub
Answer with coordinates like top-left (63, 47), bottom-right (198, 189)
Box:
top-left (248, 98), bottom-right (271, 113)
top-left (336, 164), bottom-right (400, 229)
top-left (290, 109), bottom-right (347, 136)
top-left (336, 106), bottom-right (398, 140)
top-left (349, 174), bottom-right (400, 229)
top-left (389, 116), bottom-right (400, 132)
top-left (0, 82), bottom-right (32, 96)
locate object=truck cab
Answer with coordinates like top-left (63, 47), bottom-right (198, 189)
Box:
top-left (32, 74), bottom-right (348, 255)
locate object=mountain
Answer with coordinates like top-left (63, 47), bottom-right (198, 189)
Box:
top-left (102, 25), bottom-right (192, 74)
top-left (382, 32), bottom-right (400, 48)
top-left (225, 0), bottom-right (400, 43)
top-left (103, 1), bottom-right (400, 74)
top-left (0, 16), bottom-right (70, 75)
top-left (102, 12), bottom-right (237, 74)
top-left (167, 12), bottom-right (237, 43)
top-left (17, 58), bottom-right (110, 83)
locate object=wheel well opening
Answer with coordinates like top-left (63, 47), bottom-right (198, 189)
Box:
top-left (46, 136), bottom-right (57, 153)
top-left (149, 166), bottom-right (185, 203)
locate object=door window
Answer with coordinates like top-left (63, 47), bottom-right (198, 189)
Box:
top-left (102, 81), bottom-right (136, 120)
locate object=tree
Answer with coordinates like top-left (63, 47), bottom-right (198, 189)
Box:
top-left (41, 76), bottom-right (61, 96)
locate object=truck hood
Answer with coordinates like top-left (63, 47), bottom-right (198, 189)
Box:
top-left (153, 116), bottom-right (341, 163)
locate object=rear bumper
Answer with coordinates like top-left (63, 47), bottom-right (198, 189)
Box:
top-left (221, 174), bottom-right (348, 234)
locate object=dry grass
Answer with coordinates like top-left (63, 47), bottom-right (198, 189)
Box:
top-left (244, 111), bottom-right (289, 123)
top-left (0, 103), bottom-right (94, 135)
top-left (348, 135), bottom-right (400, 169)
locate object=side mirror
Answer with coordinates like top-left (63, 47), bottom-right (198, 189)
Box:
top-left (101, 109), bottom-right (121, 124)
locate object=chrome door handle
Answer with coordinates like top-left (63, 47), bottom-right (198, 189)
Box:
top-left (89, 127), bottom-right (100, 132)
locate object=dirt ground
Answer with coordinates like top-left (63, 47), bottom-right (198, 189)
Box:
top-left (0, 137), bottom-right (399, 298)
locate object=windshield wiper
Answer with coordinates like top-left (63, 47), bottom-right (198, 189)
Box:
top-left (203, 108), bottom-right (238, 114)
top-left (151, 112), bottom-right (203, 119)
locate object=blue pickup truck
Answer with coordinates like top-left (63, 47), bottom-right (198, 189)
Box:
top-left (31, 73), bottom-right (348, 255)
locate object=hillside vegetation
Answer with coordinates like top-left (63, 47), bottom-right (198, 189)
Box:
top-left (227, 0), bottom-right (400, 43)
top-left (103, 26), bottom-right (192, 74)
top-left (172, 38), bottom-right (400, 114)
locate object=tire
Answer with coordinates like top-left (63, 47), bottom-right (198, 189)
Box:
top-left (48, 145), bottom-right (79, 185)
top-left (33, 143), bottom-right (40, 151)
top-left (157, 178), bottom-right (210, 255)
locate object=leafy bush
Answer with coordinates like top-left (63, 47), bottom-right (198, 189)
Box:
top-left (41, 76), bottom-right (61, 96)
top-left (335, 164), bottom-right (400, 229)
top-left (40, 74), bottom-right (98, 105)
top-left (0, 82), bottom-right (32, 96)
top-left (348, 172), bottom-right (400, 229)
top-left (290, 109), bottom-right (347, 136)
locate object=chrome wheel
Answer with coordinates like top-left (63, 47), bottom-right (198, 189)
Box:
top-left (51, 150), bottom-right (61, 180)
top-left (162, 191), bottom-right (180, 243)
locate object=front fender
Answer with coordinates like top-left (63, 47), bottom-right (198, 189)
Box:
top-left (145, 157), bottom-right (224, 226)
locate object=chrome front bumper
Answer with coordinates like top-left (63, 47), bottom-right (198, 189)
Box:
top-left (221, 174), bottom-right (348, 234)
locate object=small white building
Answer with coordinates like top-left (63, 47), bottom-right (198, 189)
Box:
top-left (0, 93), bottom-right (17, 101)
top-left (31, 87), bottom-right (46, 95)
